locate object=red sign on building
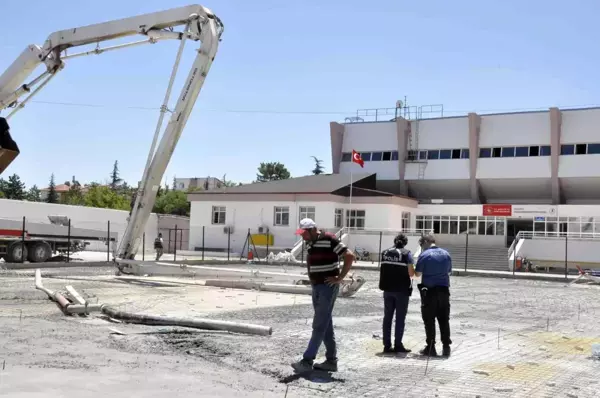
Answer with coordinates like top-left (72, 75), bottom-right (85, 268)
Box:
top-left (483, 204), bottom-right (512, 216)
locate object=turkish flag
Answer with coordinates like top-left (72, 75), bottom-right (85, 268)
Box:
top-left (351, 150), bottom-right (364, 168)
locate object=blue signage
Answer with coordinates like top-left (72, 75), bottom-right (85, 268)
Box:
top-left (535, 216), bottom-right (545, 221)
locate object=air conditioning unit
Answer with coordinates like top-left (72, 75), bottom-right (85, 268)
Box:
top-left (258, 224), bottom-right (270, 234)
top-left (223, 226), bottom-right (234, 234)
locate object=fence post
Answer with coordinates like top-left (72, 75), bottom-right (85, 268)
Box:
top-left (202, 226), bottom-right (205, 261)
top-left (266, 228), bottom-right (270, 259)
top-left (21, 216), bottom-right (26, 263)
top-left (67, 219), bottom-right (71, 263)
top-left (464, 232), bottom-right (469, 272)
top-left (107, 220), bottom-right (111, 262)
top-left (564, 234), bottom-right (568, 280)
top-left (174, 225), bottom-right (178, 261)
top-left (142, 233), bottom-right (145, 261)
top-left (377, 231), bottom-right (383, 268)
top-left (227, 228), bottom-right (231, 261)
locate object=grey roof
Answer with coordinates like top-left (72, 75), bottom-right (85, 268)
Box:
top-left (190, 173), bottom-right (374, 194)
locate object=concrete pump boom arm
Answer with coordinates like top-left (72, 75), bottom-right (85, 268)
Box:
top-left (0, 5), bottom-right (223, 261)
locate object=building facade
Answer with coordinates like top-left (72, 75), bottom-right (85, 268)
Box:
top-left (174, 177), bottom-right (223, 192)
top-left (331, 105), bottom-right (600, 205)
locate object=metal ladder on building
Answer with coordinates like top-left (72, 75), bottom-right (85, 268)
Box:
top-left (406, 105), bottom-right (427, 180)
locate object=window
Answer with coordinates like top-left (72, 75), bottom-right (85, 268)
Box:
top-left (515, 146), bottom-right (529, 157)
top-left (406, 150), bottom-right (418, 161)
top-left (561, 144), bottom-right (574, 155)
top-left (461, 148), bottom-right (470, 159)
top-left (371, 152), bottom-right (383, 161)
top-left (501, 147), bottom-right (515, 157)
top-left (334, 208), bottom-right (343, 228)
top-left (418, 150), bottom-right (427, 160)
top-left (402, 212), bottom-right (411, 230)
top-left (427, 150), bottom-right (440, 160)
top-left (391, 151), bottom-right (399, 160)
top-left (415, 215), bottom-right (506, 236)
top-left (299, 206), bottom-right (315, 222)
top-left (273, 206), bottom-right (289, 226)
top-left (529, 146), bottom-right (539, 156)
top-left (451, 149), bottom-right (461, 159)
top-left (492, 147), bottom-right (501, 158)
top-left (211, 206), bottom-right (226, 225)
top-left (479, 148), bottom-right (491, 158)
top-left (361, 152), bottom-right (372, 161)
top-left (439, 149), bottom-right (452, 159)
top-left (588, 143), bottom-right (600, 154)
top-left (345, 209), bottom-right (365, 229)
top-left (576, 144), bottom-right (587, 155)
top-left (540, 145), bottom-right (551, 156)
top-left (341, 152), bottom-right (351, 162)
top-left (382, 151), bottom-right (392, 161)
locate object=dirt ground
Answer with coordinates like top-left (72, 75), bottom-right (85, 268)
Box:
top-left (1, 264), bottom-right (600, 398)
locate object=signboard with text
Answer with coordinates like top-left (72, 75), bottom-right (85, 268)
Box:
top-left (483, 204), bottom-right (512, 216)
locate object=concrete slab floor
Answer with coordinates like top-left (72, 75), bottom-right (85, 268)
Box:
top-left (1, 266), bottom-right (600, 397)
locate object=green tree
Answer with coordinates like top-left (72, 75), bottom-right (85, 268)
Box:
top-left (172, 176), bottom-right (177, 191)
top-left (0, 178), bottom-right (8, 196)
top-left (110, 160), bottom-right (122, 191)
top-left (221, 174), bottom-right (237, 187)
top-left (311, 156), bottom-right (325, 175)
top-left (46, 174), bottom-right (59, 203)
top-left (62, 176), bottom-right (84, 206)
top-left (153, 190), bottom-right (190, 216)
top-left (26, 185), bottom-right (41, 202)
top-left (0, 190), bottom-right (5, 198)
top-left (84, 185), bottom-right (130, 210)
top-left (4, 174), bottom-right (26, 200)
top-left (256, 162), bottom-right (291, 182)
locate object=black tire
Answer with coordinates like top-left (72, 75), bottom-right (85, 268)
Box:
top-left (5, 241), bottom-right (28, 263)
top-left (27, 241), bottom-right (52, 263)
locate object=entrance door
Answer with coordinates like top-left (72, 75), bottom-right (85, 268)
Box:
top-left (506, 219), bottom-right (534, 247)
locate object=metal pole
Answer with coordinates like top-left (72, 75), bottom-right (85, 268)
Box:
top-left (301, 241), bottom-right (305, 263)
top-left (174, 225), bottom-right (178, 261)
top-left (377, 231), bottom-right (383, 268)
top-left (227, 228), bottom-right (231, 261)
top-left (107, 220), bottom-right (111, 261)
top-left (142, 233), bottom-right (145, 261)
top-left (67, 219), bottom-right (71, 263)
top-left (565, 234), bottom-right (568, 280)
top-left (266, 228), bottom-right (270, 258)
top-left (21, 216), bottom-right (26, 263)
top-left (464, 233), bottom-right (468, 272)
top-left (202, 226), bottom-right (205, 261)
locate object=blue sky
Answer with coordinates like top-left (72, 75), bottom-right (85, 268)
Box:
top-left (1, 0), bottom-right (599, 189)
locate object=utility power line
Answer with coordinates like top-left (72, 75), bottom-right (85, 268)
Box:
top-left (24, 100), bottom-right (600, 116)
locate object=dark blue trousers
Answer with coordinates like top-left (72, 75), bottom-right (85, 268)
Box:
top-left (383, 291), bottom-right (410, 349)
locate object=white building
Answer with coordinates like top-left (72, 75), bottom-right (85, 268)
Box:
top-left (174, 177), bottom-right (223, 192)
top-left (187, 104), bottom-right (600, 270)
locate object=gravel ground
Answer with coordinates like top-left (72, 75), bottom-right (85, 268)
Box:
top-left (1, 265), bottom-right (600, 398)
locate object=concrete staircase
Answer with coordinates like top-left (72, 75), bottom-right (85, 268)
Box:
top-left (437, 244), bottom-right (509, 272)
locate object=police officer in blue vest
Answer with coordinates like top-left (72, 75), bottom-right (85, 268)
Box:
top-left (379, 233), bottom-right (415, 353)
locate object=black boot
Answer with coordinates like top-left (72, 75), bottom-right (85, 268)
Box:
top-left (393, 343), bottom-right (411, 353)
top-left (442, 344), bottom-right (451, 357)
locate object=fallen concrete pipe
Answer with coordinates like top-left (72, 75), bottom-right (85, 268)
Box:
top-left (34, 269), bottom-right (273, 336)
top-left (100, 306), bottom-right (273, 336)
top-left (204, 275), bottom-right (367, 298)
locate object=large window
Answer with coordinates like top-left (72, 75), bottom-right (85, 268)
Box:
top-left (211, 206), bottom-right (226, 225)
top-left (416, 215), bottom-right (506, 236)
top-left (402, 212), bottom-right (411, 230)
top-left (346, 209), bottom-right (366, 230)
top-left (299, 206), bottom-right (316, 222)
top-left (273, 206), bottom-right (290, 226)
top-left (533, 216), bottom-right (600, 237)
top-left (334, 208), bottom-right (343, 228)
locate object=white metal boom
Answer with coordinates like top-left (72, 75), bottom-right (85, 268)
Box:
top-left (0, 5), bottom-right (224, 261)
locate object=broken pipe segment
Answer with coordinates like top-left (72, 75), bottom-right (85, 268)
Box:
top-left (34, 269), bottom-right (273, 336)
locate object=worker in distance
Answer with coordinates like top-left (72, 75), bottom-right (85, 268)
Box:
top-left (291, 218), bottom-right (355, 373)
top-left (378, 233), bottom-right (414, 354)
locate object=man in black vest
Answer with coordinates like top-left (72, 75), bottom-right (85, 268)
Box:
top-left (379, 233), bottom-right (415, 353)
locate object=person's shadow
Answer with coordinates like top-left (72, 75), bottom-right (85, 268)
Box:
top-left (283, 369), bottom-right (345, 384)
